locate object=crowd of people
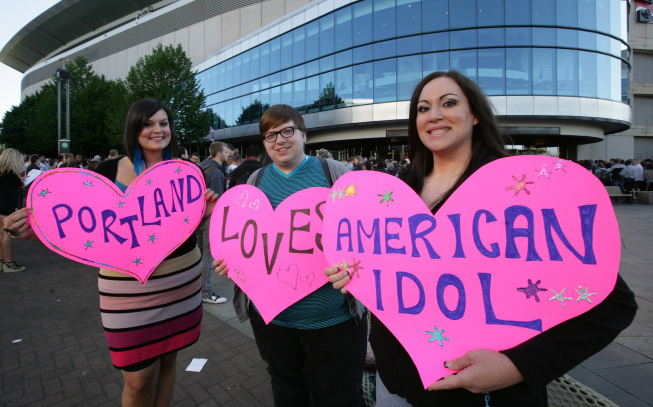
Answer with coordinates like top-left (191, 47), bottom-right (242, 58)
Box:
top-left (577, 158), bottom-right (653, 199)
top-left (1, 70), bottom-right (640, 407)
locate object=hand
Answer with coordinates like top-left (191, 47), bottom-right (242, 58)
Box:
top-left (324, 266), bottom-right (351, 294)
top-left (212, 258), bottom-right (228, 276)
top-left (427, 349), bottom-right (523, 394)
top-left (2, 208), bottom-right (38, 241)
top-left (203, 188), bottom-right (220, 219)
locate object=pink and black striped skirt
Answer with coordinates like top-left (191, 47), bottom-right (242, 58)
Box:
top-left (98, 247), bottom-right (202, 370)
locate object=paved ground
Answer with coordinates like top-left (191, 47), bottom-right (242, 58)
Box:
top-left (1, 203), bottom-right (651, 406)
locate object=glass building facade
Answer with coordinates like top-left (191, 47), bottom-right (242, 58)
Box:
top-left (197, 0), bottom-right (627, 139)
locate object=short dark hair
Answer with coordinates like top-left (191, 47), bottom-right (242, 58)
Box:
top-left (123, 99), bottom-right (178, 162)
top-left (404, 71), bottom-right (509, 211)
top-left (30, 154), bottom-right (39, 164)
top-left (245, 146), bottom-right (261, 158)
top-left (209, 141), bottom-right (227, 158)
top-left (259, 104), bottom-right (306, 135)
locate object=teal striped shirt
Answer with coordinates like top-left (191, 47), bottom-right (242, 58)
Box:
top-left (257, 156), bottom-right (351, 329)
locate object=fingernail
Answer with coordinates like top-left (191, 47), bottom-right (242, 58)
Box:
top-left (443, 361), bottom-right (451, 368)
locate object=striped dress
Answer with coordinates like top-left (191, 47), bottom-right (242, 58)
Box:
top-left (98, 247), bottom-right (202, 369)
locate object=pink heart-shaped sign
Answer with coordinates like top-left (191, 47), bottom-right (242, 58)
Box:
top-left (210, 185), bottom-right (330, 323)
top-left (27, 160), bottom-right (206, 283)
top-left (322, 156), bottom-right (620, 388)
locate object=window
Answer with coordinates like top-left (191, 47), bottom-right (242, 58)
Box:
top-left (293, 27), bottom-right (305, 66)
top-left (478, 48), bottom-right (505, 95)
top-left (397, 55), bottom-right (422, 100)
top-left (353, 1), bottom-right (373, 46)
top-left (374, 0), bottom-right (396, 41)
top-left (320, 14), bottom-right (335, 55)
top-left (306, 21), bottom-right (320, 61)
top-left (374, 39), bottom-right (397, 60)
top-left (422, 0), bottom-right (448, 32)
top-left (556, 0), bottom-right (578, 28)
top-left (281, 33), bottom-right (293, 70)
top-left (374, 58), bottom-right (397, 102)
top-left (335, 7), bottom-right (353, 51)
top-left (506, 48), bottom-right (531, 95)
top-left (423, 52), bottom-right (449, 76)
top-left (450, 0), bottom-right (476, 29)
top-left (533, 48), bottom-right (556, 95)
top-left (532, 0), bottom-right (554, 25)
top-left (578, 51), bottom-right (597, 98)
top-left (506, 27), bottom-right (530, 46)
top-left (353, 62), bottom-right (374, 104)
top-left (450, 49), bottom-right (477, 81)
top-left (336, 67), bottom-right (353, 107)
top-left (478, 0), bottom-right (504, 26)
top-left (557, 49), bottom-right (578, 96)
top-left (397, 0), bottom-right (421, 36)
top-left (478, 28), bottom-right (504, 47)
top-left (423, 32), bottom-right (449, 53)
top-left (505, 0), bottom-right (529, 25)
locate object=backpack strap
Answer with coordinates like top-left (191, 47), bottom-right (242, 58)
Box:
top-left (317, 156), bottom-right (334, 187)
top-left (253, 166), bottom-right (267, 187)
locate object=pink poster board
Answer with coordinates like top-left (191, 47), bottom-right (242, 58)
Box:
top-left (209, 185), bottom-right (331, 323)
top-left (27, 160), bottom-right (206, 283)
top-left (322, 156), bottom-right (620, 388)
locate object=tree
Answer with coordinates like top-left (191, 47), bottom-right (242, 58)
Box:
top-left (125, 44), bottom-right (207, 147)
top-left (310, 82), bottom-right (344, 110)
top-left (0, 93), bottom-right (39, 153)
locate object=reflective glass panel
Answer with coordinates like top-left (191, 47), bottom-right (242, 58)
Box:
top-left (450, 49), bottom-right (477, 81)
top-left (250, 47), bottom-right (260, 79)
top-left (478, 28), bottom-right (504, 47)
top-left (294, 79), bottom-right (306, 112)
top-left (397, 0), bottom-right (421, 36)
top-left (422, 0), bottom-right (448, 32)
top-left (320, 55), bottom-right (335, 72)
top-left (611, 57), bottom-right (620, 101)
top-left (260, 42), bottom-right (270, 76)
top-left (233, 54), bottom-right (242, 86)
top-left (397, 36), bottom-right (421, 56)
top-left (353, 45), bottom-right (374, 64)
top-left (374, 58), bottom-right (397, 102)
top-left (336, 67), bottom-right (353, 107)
top-left (578, 51), bottom-right (596, 98)
top-left (506, 27), bottom-right (530, 46)
top-left (397, 55), bottom-right (422, 100)
top-left (281, 32), bottom-right (293, 69)
top-left (353, 1), bottom-right (373, 46)
top-left (578, 31), bottom-right (595, 51)
top-left (335, 7), bottom-right (353, 51)
top-left (270, 85), bottom-right (281, 106)
top-left (320, 71), bottom-right (337, 109)
top-left (609, 0), bottom-right (620, 38)
top-left (374, 0), bottom-right (396, 41)
top-left (282, 83), bottom-right (293, 105)
top-left (532, 0), bottom-right (554, 25)
top-left (320, 14), bottom-right (335, 55)
top-left (557, 49), bottom-right (578, 96)
top-left (596, 34), bottom-right (610, 54)
top-left (335, 50), bottom-right (352, 68)
top-left (307, 60), bottom-right (320, 77)
top-left (478, 0), bottom-right (504, 26)
top-left (505, 0), bottom-right (530, 25)
top-left (353, 62), bottom-right (374, 104)
top-left (270, 38), bottom-right (281, 73)
top-left (422, 32), bottom-right (449, 52)
top-left (293, 64), bottom-right (306, 81)
top-left (374, 39), bottom-right (397, 59)
top-left (306, 21), bottom-right (320, 61)
top-left (578, 0), bottom-right (595, 30)
top-left (532, 28), bottom-right (555, 46)
top-left (451, 29), bottom-right (477, 49)
top-left (557, 28), bottom-right (578, 48)
top-left (293, 27), bottom-right (305, 66)
top-left (450, 0), bottom-right (476, 29)
top-left (241, 52), bottom-right (250, 83)
top-left (423, 52), bottom-right (449, 76)
top-left (533, 48), bottom-right (556, 95)
top-left (506, 48), bottom-right (533, 95)
top-left (478, 48), bottom-right (505, 95)
top-left (556, 0), bottom-right (578, 27)
top-left (306, 76), bottom-right (320, 112)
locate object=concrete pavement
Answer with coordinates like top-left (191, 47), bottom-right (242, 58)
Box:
top-left (1, 203), bottom-right (651, 406)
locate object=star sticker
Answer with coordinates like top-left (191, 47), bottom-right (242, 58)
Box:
top-left (553, 159), bottom-right (568, 172)
top-left (343, 183), bottom-right (358, 197)
top-left (184, 217), bottom-right (190, 224)
top-left (517, 279), bottom-right (548, 302)
top-left (329, 189), bottom-right (341, 203)
top-left (535, 165), bottom-right (552, 179)
top-left (506, 174), bottom-right (535, 196)
top-left (549, 288), bottom-right (573, 307)
top-left (335, 259), bottom-right (350, 274)
top-left (349, 258), bottom-right (364, 278)
top-left (38, 189), bottom-right (51, 198)
top-left (575, 286), bottom-right (597, 304)
top-left (117, 201), bottom-right (125, 208)
top-left (83, 180), bottom-right (93, 188)
top-left (377, 190), bottom-right (394, 207)
top-left (175, 167), bottom-right (182, 174)
top-left (132, 258), bottom-right (142, 266)
top-left (83, 240), bottom-right (93, 250)
top-left (146, 179), bottom-right (153, 185)
top-left (148, 234), bottom-right (158, 243)
top-left (426, 325), bottom-right (450, 347)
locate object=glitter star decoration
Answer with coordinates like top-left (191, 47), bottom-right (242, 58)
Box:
top-left (329, 189), bottom-right (341, 203)
top-left (549, 288), bottom-right (573, 308)
top-left (183, 217), bottom-right (190, 224)
top-left (553, 158), bottom-right (568, 172)
top-left (132, 258), bottom-right (142, 266)
top-left (517, 279), bottom-right (548, 302)
top-left (38, 189), bottom-right (51, 198)
top-left (349, 258), bottom-right (364, 278)
top-left (343, 183), bottom-right (358, 198)
top-left (118, 201), bottom-right (125, 208)
top-left (426, 325), bottom-right (450, 347)
top-left (148, 234), bottom-right (158, 243)
top-left (575, 286), bottom-right (597, 304)
top-left (84, 180), bottom-right (93, 188)
top-left (535, 165), bottom-right (552, 179)
top-left (146, 179), bottom-right (153, 185)
top-left (334, 259), bottom-right (350, 274)
top-left (506, 174), bottom-right (535, 196)
top-left (175, 167), bottom-right (182, 174)
top-left (377, 190), bottom-right (394, 207)
top-left (83, 240), bottom-right (93, 250)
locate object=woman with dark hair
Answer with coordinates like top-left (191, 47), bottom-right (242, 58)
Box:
top-left (3, 98), bottom-right (219, 406)
top-left (327, 71), bottom-right (637, 406)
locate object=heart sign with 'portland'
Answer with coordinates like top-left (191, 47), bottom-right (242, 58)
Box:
top-left (27, 160), bottom-right (206, 283)
top-left (210, 185), bottom-right (330, 324)
top-left (321, 156), bottom-right (620, 388)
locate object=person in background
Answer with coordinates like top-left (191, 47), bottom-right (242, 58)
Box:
top-left (228, 146), bottom-right (263, 189)
top-left (0, 148), bottom-right (26, 273)
top-left (326, 70), bottom-right (637, 407)
top-left (108, 149), bottom-right (119, 159)
top-left (190, 153), bottom-right (201, 165)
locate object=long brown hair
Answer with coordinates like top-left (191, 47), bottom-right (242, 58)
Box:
top-left (123, 99), bottom-right (178, 163)
top-left (403, 71), bottom-right (509, 212)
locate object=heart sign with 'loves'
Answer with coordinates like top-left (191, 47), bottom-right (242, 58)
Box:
top-left (210, 185), bottom-right (330, 324)
top-left (322, 156), bottom-right (620, 388)
top-left (27, 160), bottom-right (206, 283)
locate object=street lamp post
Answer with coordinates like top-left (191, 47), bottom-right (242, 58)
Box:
top-left (57, 67), bottom-right (71, 155)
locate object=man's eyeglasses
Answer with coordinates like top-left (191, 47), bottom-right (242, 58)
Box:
top-left (262, 126), bottom-right (299, 143)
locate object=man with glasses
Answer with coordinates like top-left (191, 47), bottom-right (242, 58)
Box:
top-left (231, 104), bottom-right (367, 406)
